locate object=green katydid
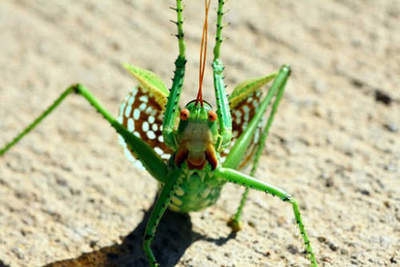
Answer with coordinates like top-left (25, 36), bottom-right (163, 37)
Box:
top-left (0, 0), bottom-right (318, 266)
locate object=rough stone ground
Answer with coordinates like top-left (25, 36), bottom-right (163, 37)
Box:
top-left (0, 1), bottom-right (399, 266)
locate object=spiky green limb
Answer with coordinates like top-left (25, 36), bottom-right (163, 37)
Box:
top-left (0, 84), bottom-right (168, 182)
top-left (227, 65), bottom-right (288, 231)
top-left (143, 168), bottom-right (182, 267)
top-left (223, 65), bottom-right (290, 169)
top-left (162, 0), bottom-right (186, 150)
top-left (213, 0), bottom-right (232, 150)
top-left (215, 167), bottom-right (318, 267)
top-left (0, 87), bottom-right (73, 156)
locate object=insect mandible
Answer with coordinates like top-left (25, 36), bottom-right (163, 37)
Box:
top-left (0, 0), bottom-right (318, 266)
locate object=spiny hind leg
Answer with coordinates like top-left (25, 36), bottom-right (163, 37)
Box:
top-left (216, 167), bottom-right (318, 266)
top-left (228, 66), bottom-right (290, 231)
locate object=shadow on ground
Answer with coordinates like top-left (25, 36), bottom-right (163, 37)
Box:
top-left (0, 260), bottom-right (10, 267)
top-left (45, 199), bottom-right (236, 267)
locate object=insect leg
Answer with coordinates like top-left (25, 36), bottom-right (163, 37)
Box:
top-left (162, 0), bottom-right (187, 150)
top-left (1, 86), bottom-right (76, 156)
top-left (228, 66), bottom-right (290, 230)
top-left (143, 169), bottom-right (181, 267)
top-left (215, 167), bottom-right (318, 267)
top-left (223, 65), bottom-right (290, 169)
top-left (0, 84), bottom-right (169, 182)
top-left (212, 0), bottom-right (232, 150)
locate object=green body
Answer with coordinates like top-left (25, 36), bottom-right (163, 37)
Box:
top-left (167, 166), bottom-right (224, 212)
top-left (0, 1), bottom-right (318, 266)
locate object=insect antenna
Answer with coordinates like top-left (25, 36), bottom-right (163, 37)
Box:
top-left (196, 0), bottom-right (211, 107)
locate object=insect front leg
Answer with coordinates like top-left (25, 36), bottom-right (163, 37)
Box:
top-left (215, 167), bottom-right (318, 267)
top-left (212, 0), bottom-right (232, 150)
top-left (143, 169), bottom-right (181, 267)
top-left (162, 0), bottom-right (186, 150)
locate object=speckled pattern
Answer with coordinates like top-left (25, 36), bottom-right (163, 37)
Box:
top-left (0, 1), bottom-right (399, 266)
top-left (169, 167), bottom-right (225, 213)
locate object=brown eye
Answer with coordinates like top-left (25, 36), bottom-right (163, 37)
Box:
top-left (208, 110), bottom-right (217, 122)
top-left (180, 109), bottom-right (190, 120)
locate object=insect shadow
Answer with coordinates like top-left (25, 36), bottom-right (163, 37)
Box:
top-left (0, 259), bottom-right (10, 267)
top-left (45, 196), bottom-right (236, 267)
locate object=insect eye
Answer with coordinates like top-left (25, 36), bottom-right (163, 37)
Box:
top-left (208, 110), bottom-right (217, 122)
top-left (180, 109), bottom-right (190, 120)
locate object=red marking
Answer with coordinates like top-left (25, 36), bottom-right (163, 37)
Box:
top-left (208, 110), bottom-right (217, 122)
top-left (180, 108), bottom-right (190, 120)
top-left (205, 144), bottom-right (218, 170)
top-left (187, 157), bottom-right (206, 170)
top-left (174, 147), bottom-right (189, 167)
top-left (175, 143), bottom-right (218, 170)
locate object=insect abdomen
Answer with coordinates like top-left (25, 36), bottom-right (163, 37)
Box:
top-left (168, 169), bottom-right (225, 212)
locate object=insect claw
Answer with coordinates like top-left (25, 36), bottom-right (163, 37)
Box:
top-left (227, 217), bottom-right (243, 232)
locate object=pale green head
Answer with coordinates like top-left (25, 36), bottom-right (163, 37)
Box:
top-left (174, 100), bottom-right (219, 170)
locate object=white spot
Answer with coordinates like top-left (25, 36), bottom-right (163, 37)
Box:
top-left (139, 95), bottom-right (148, 103)
top-left (124, 148), bottom-right (135, 162)
top-left (232, 130), bottom-right (239, 138)
top-left (142, 121), bottom-right (149, 132)
top-left (151, 123), bottom-right (158, 131)
top-left (235, 116), bottom-right (242, 125)
top-left (148, 116), bottom-right (155, 124)
top-left (139, 103), bottom-right (147, 111)
top-left (128, 95), bottom-right (134, 106)
top-left (243, 105), bottom-right (250, 114)
top-left (133, 109), bottom-right (140, 120)
top-left (118, 135), bottom-right (126, 146)
top-left (133, 160), bottom-right (145, 170)
top-left (125, 104), bottom-right (132, 117)
top-left (134, 131), bottom-right (140, 137)
top-left (128, 118), bottom-right (134, 131)
top-left (146, 106), bottom-right (153, 113)
top-left (161, 154), bottom-right (170, 159)
top-left (234, 110), bottom-right (242, 118)
top-left (146, 130), bottom-right (156, 140)
top-left (117, 114), bottom-right (123, 124)
top-left (131, 87), bottom-right (138, 96)
top-left (118, 103), bottom-right (125, 117)
top-left (244, 112), bottom-right (249, 122)
top-left (154, 147), bottom-right (164, 156)
top-left (158, 135), bottom-right (164, 142)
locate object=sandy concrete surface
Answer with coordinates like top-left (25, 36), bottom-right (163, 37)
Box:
top-left (0, 1), bottom-right (399, 266)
